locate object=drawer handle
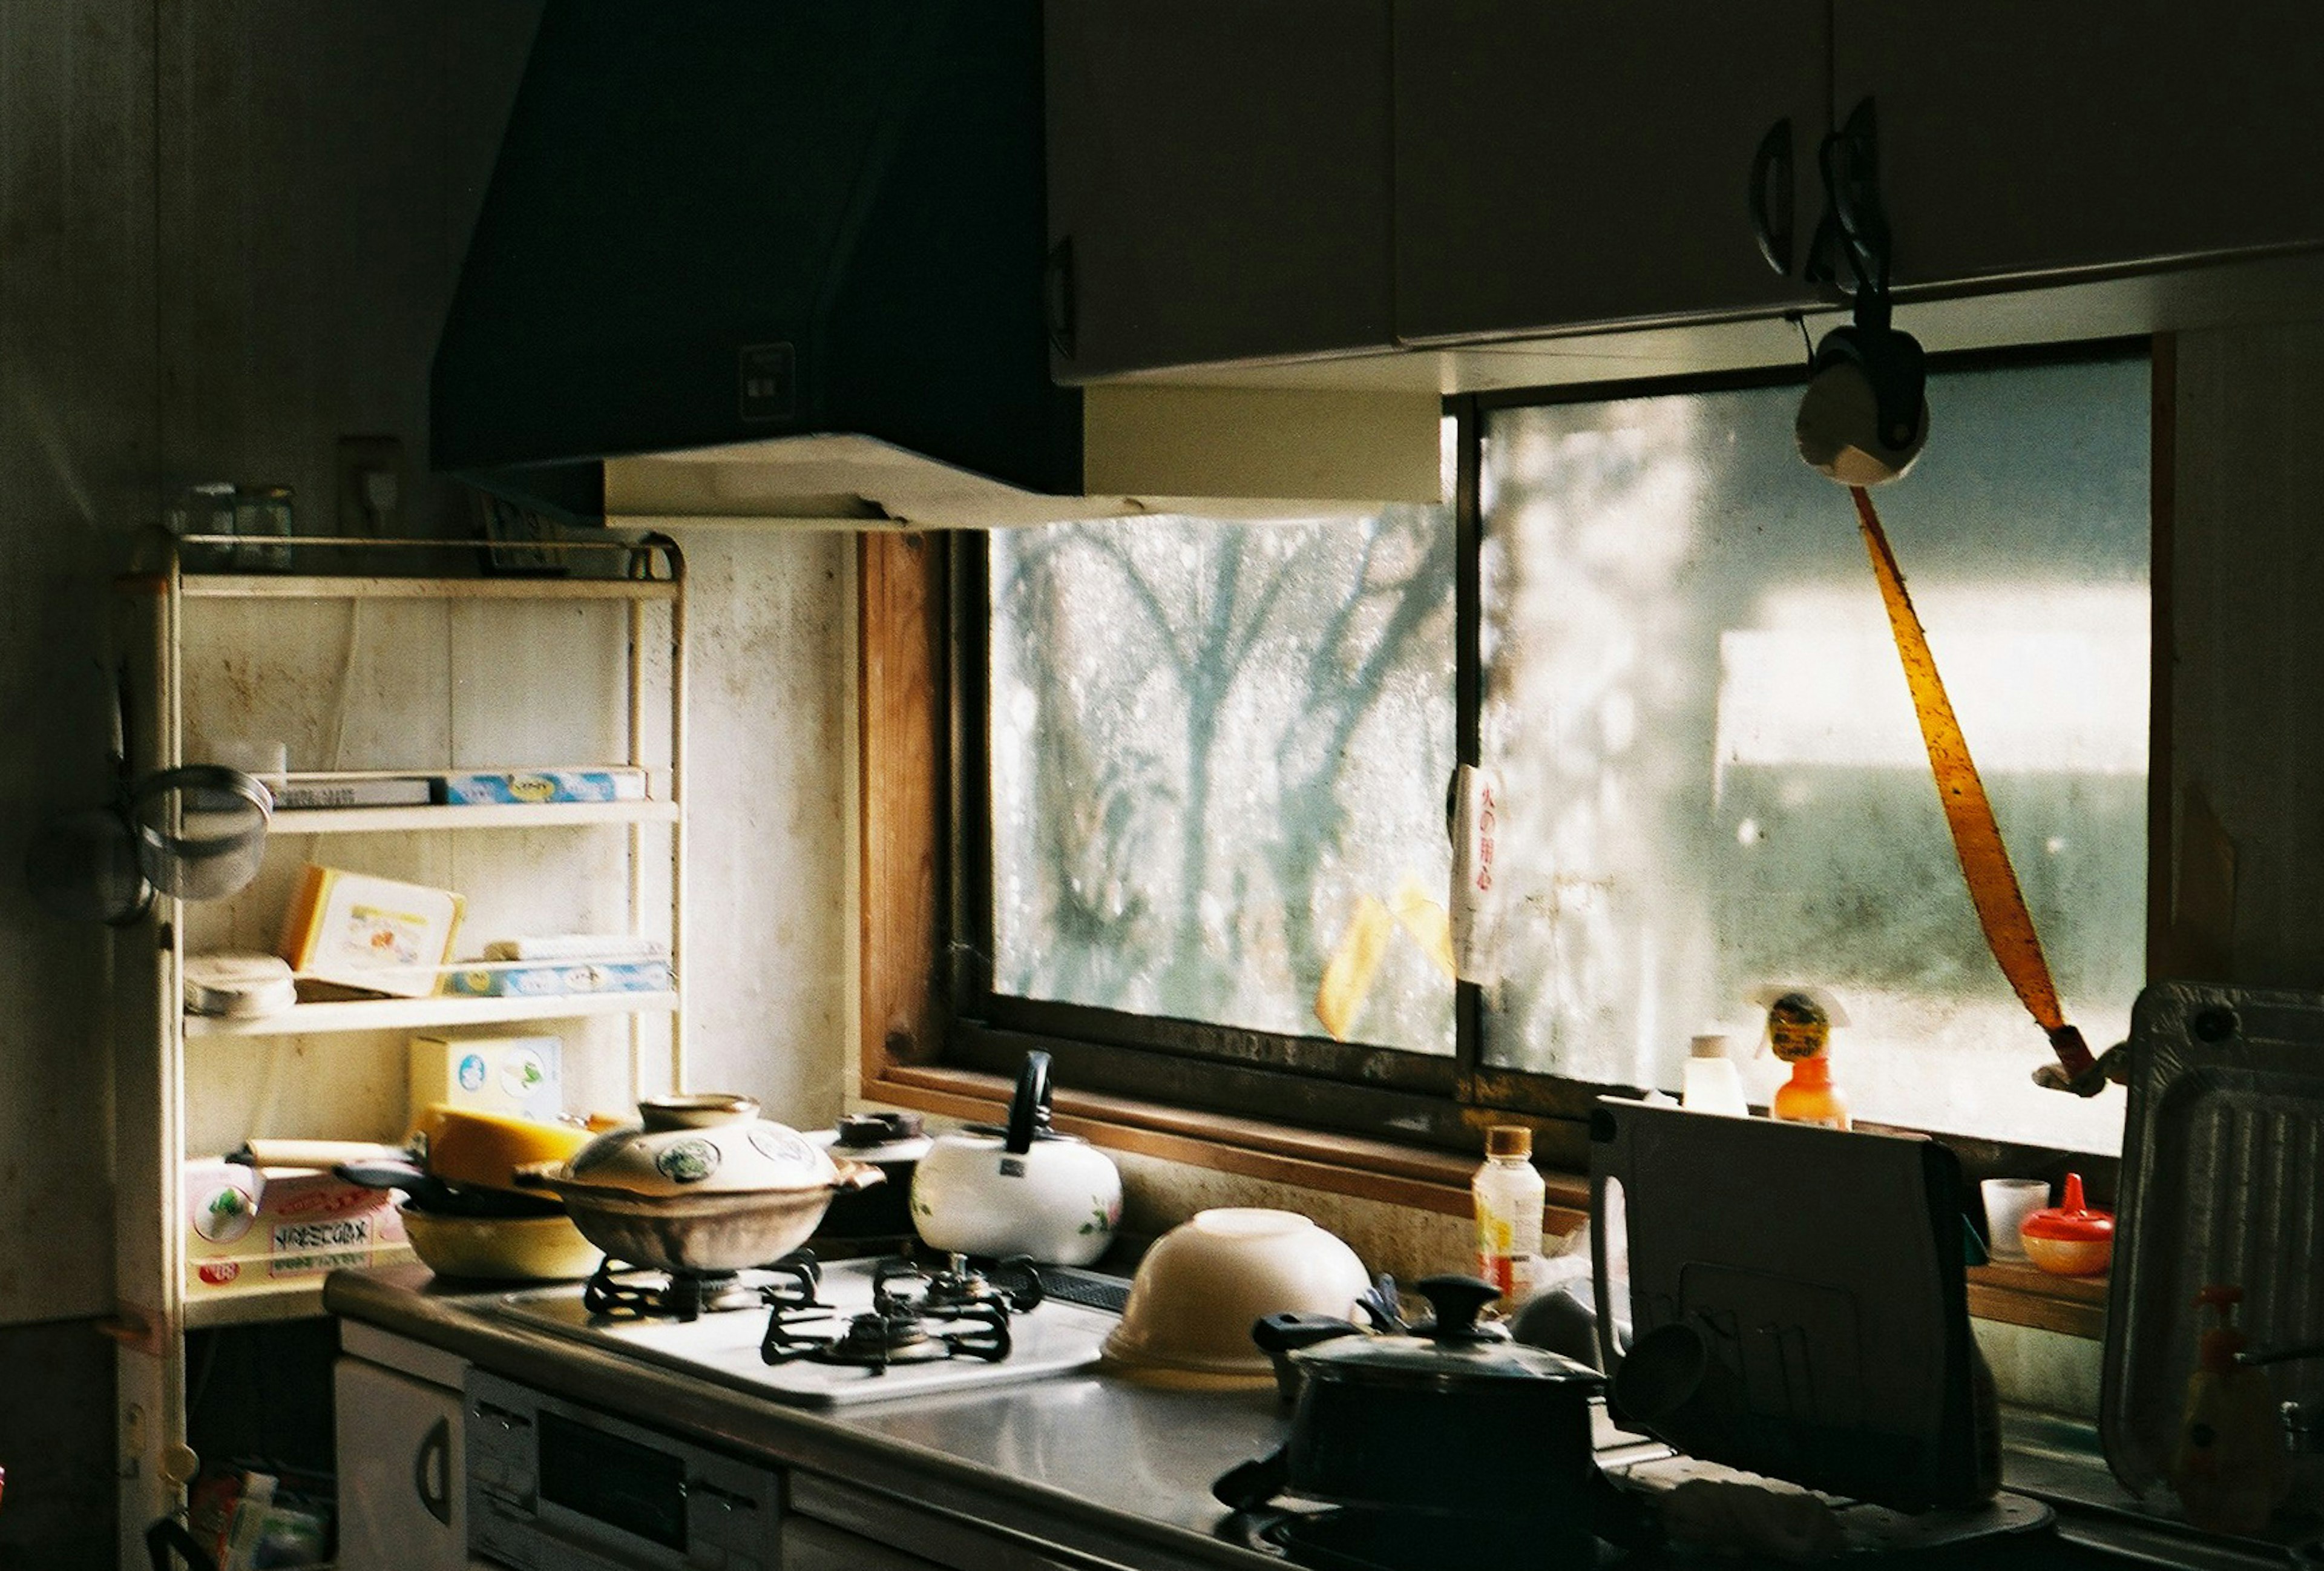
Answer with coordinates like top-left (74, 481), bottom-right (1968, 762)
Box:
top-left (1748, 117), bottom-right (1794, 276)
top-left (413, 1416), bottom-right (452, 1526)
top-left (1045, 236), bottom-right (1078, 360)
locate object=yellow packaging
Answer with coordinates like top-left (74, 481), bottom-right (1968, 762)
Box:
top-left (277, 865), bottom-right (465, 997)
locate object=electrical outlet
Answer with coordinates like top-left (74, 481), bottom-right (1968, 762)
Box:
top-left (335, 434), bottom-right (406, 536)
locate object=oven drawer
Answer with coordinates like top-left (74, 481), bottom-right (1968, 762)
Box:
top-left (465, 1370), bottom-right (781, 1571)
top-left (784, 1517), bottom-right (948, 1571)
top-left (787, 1475), bottom-right (1112, 1571)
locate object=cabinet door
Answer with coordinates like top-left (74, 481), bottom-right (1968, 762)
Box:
top-left (1045, 0), bottom-right (1394, 380)
top-left (333, 1357), bottom-right (467, 1571)
top-left (1395, 1), bottom-right (1829, 344)
top-left (785, 1517), bottom-right (950, 1571)
top-left (1837, 3), bottom-right (2324, 288)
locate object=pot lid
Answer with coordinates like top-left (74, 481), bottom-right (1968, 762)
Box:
top-left (2021, 1171), bottom-right (2114, 1242)
top-left (563, 1095), bottom-right (840, 1196)
top-left (1295, 1276), bottom-right (1604, 1388)
top-left (810, 1112), bottom-right (931, 1165)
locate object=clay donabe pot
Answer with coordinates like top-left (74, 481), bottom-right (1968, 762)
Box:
top-left (519, 1094), bottom-right (881, 1273)
top-left (1214, 1276), bottom-right (1650, 1542)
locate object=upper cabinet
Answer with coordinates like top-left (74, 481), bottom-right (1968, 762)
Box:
top-left (1834, 4), bottom-right (2324, 290)
top-left (1042, 2), bottom-right (2324, 385)
top-left (1391, 1), bottom-right (1830, 345)
top-left (1043, 0), bottom-right (1396, 382)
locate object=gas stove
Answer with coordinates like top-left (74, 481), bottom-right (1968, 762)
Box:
top-left (493, 1252), bottom-right (1120, 1407)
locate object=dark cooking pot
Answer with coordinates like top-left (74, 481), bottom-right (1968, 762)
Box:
top-left (1214, 1276), bottom-right (1652, 1544)
top-left (810, 1112), bottom-right (928, 1242)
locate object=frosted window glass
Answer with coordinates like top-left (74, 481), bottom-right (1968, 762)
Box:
top-left (990, 488), bottom-right (1457, 1053)
top-left (1477, 358), bottom-right (2147, 1151)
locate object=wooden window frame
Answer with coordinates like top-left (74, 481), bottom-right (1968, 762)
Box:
top-left (860, 337), bottom-right (2175, 1342)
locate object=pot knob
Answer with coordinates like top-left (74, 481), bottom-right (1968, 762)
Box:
top-left (1413, 1275), bottom-right (1507, 1345)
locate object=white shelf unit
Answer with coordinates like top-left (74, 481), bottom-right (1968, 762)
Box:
top-left (182, 988), bottom-right (683, 1039)
top-left (269, 798), bottom-right (678, 834)
top-left (110, 537), bottom-right (689, 1564)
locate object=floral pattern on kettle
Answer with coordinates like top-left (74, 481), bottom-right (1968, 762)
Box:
top-left (655, 1138), bottom-right (721, 1185)
top-left (1082, 1194), bottom-right (1122, 1236)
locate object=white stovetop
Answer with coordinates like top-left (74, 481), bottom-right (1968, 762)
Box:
top-left (493, 1257), bottom-right (1117, 1408)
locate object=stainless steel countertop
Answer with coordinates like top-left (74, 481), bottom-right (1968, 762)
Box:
top-left (326, 1264), bottom-right (1289, 1571)
top-left (330, 1266), bottom-right (2304, 1571)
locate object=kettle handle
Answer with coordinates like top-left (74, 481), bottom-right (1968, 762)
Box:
top-left (1005, 1051), bottom-right (1054, 1156)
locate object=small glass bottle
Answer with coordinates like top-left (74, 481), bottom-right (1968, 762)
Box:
top-left (234, 485), bottom-right (295, 571)
top-left (1474, 1125), bottom-right (1545, 1302)
top-left (1681, 1030), bottom-right (1749, 1116)
top-left (1767, 991), bottom-right (1850, 1130)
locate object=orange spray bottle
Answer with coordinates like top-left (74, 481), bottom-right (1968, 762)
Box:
top-left (1765, 990), bottom-right (1851, 1131)
top-left (2170, 1285), bottom-right (2290, 1534)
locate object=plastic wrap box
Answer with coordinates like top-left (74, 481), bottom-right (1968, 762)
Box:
top-left (440, 959), bottom-right (671, 998)
top-left (184, 1159), bottom-right (407, 1295)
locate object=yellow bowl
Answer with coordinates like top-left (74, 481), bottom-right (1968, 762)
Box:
top-left (413, 1105), bottom-right (596, 1194)
top-left (403, 1207), bottom-right (603, 1281)
top-left (1103, 1208), bottom-right (1371, 1383)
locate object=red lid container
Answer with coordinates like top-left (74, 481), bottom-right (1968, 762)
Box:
top-left (2020, 1172), bottom-right (2114, 1277)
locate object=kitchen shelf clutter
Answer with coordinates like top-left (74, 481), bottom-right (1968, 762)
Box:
top-left (110, 535), bottom-right (688, 1566)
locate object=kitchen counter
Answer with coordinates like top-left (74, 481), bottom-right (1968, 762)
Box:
top-left (327, 1266), bottom-right (2293, 1571)
top-left (328, 1263), bottom-right (1288, 1571)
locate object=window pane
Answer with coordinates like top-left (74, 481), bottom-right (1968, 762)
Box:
top-left (1478, 358), bottom-right (2147, 1151)
top-left (990, 489), bottom-right (1457, 1055)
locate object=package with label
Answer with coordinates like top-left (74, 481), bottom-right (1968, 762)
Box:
top-left (183, 1159), bottom-right (407, 1295)
top-left (441, 958), bottom-right (671, 998)
top-left (277, 865), bottom-right (465, 996)
top-left (271, 775), bottom-right (432, 809)
top-left (435, 768), bottom-right (647, 805)
top-left (409, 1033), bottom-right (563, 1121)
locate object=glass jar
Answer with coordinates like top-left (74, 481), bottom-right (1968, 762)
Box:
top-left (232, 486), bottom-right (295, 570)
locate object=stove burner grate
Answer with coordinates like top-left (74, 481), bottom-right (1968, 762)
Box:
top-left (582, 1252), bottom-right (822, 1323)
top-left (759, 1253), bottom-right (1037, 1372)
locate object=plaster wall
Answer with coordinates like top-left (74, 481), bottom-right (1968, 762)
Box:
top-left (0, 5), bottom-right (852, 1563)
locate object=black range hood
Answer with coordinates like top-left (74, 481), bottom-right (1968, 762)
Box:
top-left (433, 2), bottom-right (1439, 528)
top-left (435, 1), bottom-right (1077, 522)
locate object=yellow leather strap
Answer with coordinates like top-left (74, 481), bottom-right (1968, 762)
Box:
top-left (1850, 484), bottom-right (2096, 1083)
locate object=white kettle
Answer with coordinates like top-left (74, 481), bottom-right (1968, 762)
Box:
top-left (910, 1051), bottom-right (1122, 1266)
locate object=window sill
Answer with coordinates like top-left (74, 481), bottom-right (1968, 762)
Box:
top-left (866, 1065), bottom-right (2104, 1341)
top-left (868, 1064), bottom-right (1579, 1223)
top-left (1966, 1258), bottom-right (2109, 1340)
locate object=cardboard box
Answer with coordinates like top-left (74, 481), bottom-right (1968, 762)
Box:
top-left (277, 865), bottom-right (465, 996)
top-left (440, 959), bottom-right (671, 998)
top-left (409, 1033), bottom-right (563, 1121)
top-left (184, 1159), bottom-right (405, 1295)
top-left (435, 769), bottom-right (646, 805)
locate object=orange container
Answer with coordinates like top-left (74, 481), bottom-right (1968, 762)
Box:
top-left (2020, 1172), bottom-right (2113, 1276)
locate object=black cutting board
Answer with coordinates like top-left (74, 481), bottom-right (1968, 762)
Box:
top-left (1589, 1101), bottom-right (1986, 1511)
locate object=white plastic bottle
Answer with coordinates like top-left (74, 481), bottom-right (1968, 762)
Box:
top-left (1681, 1031), bottom-right (1750, 1116)
top-left (1474, 1125), bottom-right (1546, 1302)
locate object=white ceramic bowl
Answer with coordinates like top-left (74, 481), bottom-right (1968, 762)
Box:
top-left (1103, 1208), bottom-right (1371, 1383)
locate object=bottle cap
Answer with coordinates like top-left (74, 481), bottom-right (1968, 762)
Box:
top-left (1689, 1032), bottom-right (1732, 1061)
top-left (1766, 992), bottom-right (1833, 1063)
top-left (1485, 1126), bottom-right (1531, 1159)
top-left (2194, 1283), bottom-right (2249, 1372)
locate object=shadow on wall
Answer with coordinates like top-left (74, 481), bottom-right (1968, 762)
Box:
top-left (0, 1320), bottom-right (115, 1571)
